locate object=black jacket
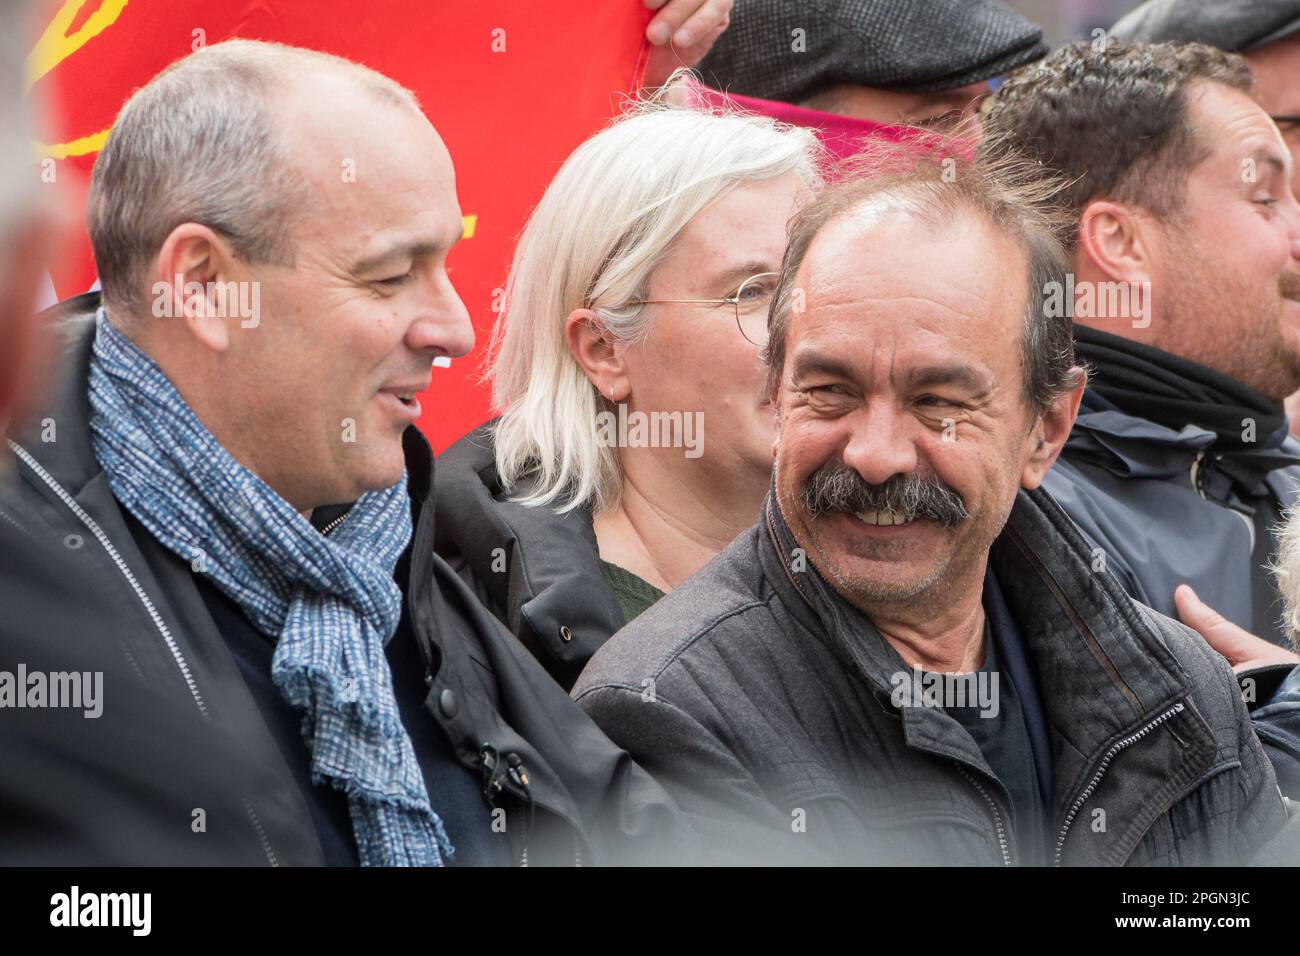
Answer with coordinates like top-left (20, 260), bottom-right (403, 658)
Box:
top-left (575, 487), bottom-right (1300, 865)
top-left (0, 510), bottom-right (280, 865)
top-left (435, 423), bottom-right (626, 689)
top-left (3, 296), bottom-right (691, 866)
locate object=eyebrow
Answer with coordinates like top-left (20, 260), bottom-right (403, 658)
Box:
top-left (709, 260), bottom-right (778, 293)
top-left (791, 351), bottom-right (858, 382)
top-left (350, 228), bottom-right (464, 276)
top-left (1250, 147), bottom-right (1289, 180)
top-left (905, 363), bottom-right (991, 393)
top-left (792, 352), bottom-right (992, 394)
top-left (912, 91), bottom-right (979, 118)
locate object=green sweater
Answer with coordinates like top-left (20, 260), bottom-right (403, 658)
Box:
top-left (599, 560), bottom-right (666, 624)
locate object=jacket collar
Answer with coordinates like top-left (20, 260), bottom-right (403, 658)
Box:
top-left (14, 295), bottom-right (103, 496)
top-left (1069, 398), bottom-right (1300, 501)
top-left (433, 423), bottom-right (626, 670)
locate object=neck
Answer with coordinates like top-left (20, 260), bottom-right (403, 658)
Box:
top-left (864, 560), bottom-right (989, 673)
top-left (593, 448), bottom-right (768, 592)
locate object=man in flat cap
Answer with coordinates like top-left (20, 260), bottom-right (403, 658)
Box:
top-left (696, 0), bottom-right (1047, 128)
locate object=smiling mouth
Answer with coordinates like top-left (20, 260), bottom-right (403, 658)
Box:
top-left (854, 510), bottom-right (916, 526)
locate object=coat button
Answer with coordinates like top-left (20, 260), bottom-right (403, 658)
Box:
top-left (439, 688), bottom-right (459, 719)
top-left (559, 625), bottom-right (573, 643)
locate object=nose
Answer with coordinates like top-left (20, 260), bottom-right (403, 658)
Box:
top-left (406, 269), bottom-right (475, 360)
top-left (840, 400), bottom-right (920, 486)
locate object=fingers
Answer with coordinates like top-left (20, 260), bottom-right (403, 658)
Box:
top-left (672, 0), bottom-right (732, 49)
top-left (646, 0), bottom-right (731, 49)
top-left (1175, 583), bottom-right (1300, 673)
top-left (1174, 584), bottom-right (1232, 640)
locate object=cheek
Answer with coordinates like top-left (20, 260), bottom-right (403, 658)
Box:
top-left (925, 428), bottom-right (1018, 509)
top-left (634, 314), bottom-right (762, 408)
top-left (778, 416), bottom-right (844, 482)
top-left (1222, 214), bottom-right (1292, 279)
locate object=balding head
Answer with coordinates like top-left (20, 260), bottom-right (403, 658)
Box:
top-left (87, 39), bottom-right (422, 319)
top-left (766, 138), bottom-right (1082, 414)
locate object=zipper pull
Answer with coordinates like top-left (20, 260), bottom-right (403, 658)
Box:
top-left (506, 752), bottom-right (530, 789)
top-left (480, 743), bottom-right (504, 806)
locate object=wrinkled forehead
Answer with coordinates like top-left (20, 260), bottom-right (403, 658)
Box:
top-left (792, 201), bottom-right (1028, 362)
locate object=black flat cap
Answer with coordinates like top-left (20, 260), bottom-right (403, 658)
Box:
top-left (696, 0), bottom-right (1048, 104)
top-left (1110, 0), bottom-right (1300, 52)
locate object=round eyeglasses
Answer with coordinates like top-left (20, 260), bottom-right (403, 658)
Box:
top-left (626, 272), bottom-right (780, 347)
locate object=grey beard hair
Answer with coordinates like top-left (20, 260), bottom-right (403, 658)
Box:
top-left (801, 461), bottom-right (969, 528)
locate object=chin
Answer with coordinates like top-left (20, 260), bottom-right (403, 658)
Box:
top-left (348, 445), bottom-right (408, 498)
top-left (828, 566), bottom-right (936, 607)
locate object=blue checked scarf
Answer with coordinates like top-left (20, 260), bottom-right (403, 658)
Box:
top-left (87, 310), bottom-right (453, 866)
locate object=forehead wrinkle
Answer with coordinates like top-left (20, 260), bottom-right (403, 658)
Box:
top-left (794, 285), bottom-right (1013, 397)
top-left (809, 287), bottom-right (997, 329)
top-left (804, 215), bottom-right (1006, 317)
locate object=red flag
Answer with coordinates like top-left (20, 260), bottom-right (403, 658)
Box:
top-left (31, 0), bottom-right (652, 451)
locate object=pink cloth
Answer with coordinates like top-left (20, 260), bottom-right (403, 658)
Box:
top-left (682, 79), bottom-right (924, 160)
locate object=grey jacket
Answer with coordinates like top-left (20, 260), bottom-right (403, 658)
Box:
top-left (574, 486), bottom-right (1300, 865)
top-left (1046, 399), bottom-right (1300, 798)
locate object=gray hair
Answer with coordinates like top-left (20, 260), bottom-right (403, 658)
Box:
top-left (765, 131), bottom-right (1085, 414)
top-left (489, 94), bottom-right (823, 514)
top-left (1272, 504), bottom-right (1300, 650)
top-left (87, 39), bottom-right (420, 316)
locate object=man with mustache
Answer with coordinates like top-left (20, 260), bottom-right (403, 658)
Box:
top-left (573, 144), bottom-right (1300, 865)
top-left (982, 41), bottom-right (1300, 653)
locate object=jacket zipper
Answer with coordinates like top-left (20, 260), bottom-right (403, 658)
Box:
top-left (8, 440), bottom-right (208, 716)
top-left (320, 512), bottom-right (349, 536)
top-left (242, 798), bottom-right (280, 866)
top-left (1053, 702), bottom-right (1185, 866)
top-left (1189, 448), bottom-right (1207, 499)
top-left (506, 753), bottom-right (534, 867)
top-left (8, 439), bottom-right (279, 867)
top-left (767, 504), bottom-right (1016, 866)
top-left (957, 766), bottom-right (1012, 866)
top-left (0, 504), bottom-right (33, 539)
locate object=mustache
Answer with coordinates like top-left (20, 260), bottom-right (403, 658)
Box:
top-left (1282, 271), bottom-right (1300, 300)
top-left (801, 462), bottom-right (969, 529)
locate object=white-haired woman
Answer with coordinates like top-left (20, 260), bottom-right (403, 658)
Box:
top-left (434, 99), bottom-right (822, 687)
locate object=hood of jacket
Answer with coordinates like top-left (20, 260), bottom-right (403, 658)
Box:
top-left (1067, 392), bottom-right (1300, 505)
